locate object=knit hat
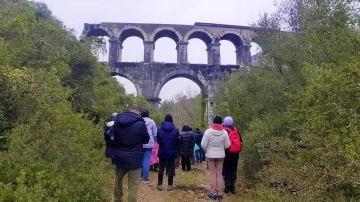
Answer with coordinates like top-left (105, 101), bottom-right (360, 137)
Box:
top-left (141, 109), bottom-right (149, 117)
top-left (164, 114), bottom-right (173, 123)
top-left (111, 113), bottom-right (118, 121)
top-left (213, 116), bottom-right (222, 124)
top-left (223, 116), bottom-right (233, 127)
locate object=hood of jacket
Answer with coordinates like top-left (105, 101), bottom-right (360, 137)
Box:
top-left (208, 124), bottom-right (225, 136)
top-left (160, 121), bottom-right (176, 132)
top-left (116, 111), bottom-right (143, 128)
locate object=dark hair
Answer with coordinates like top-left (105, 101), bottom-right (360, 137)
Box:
top-left (164, 114), bottom-right (173, 123)
top-left (141, 109), bottom-right (149, 117)
top-left (182, 124), bottom-right (191, 131)
top-left (213, 116), bottom-right (222, 124)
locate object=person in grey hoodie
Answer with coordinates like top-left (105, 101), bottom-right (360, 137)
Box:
top-left (201, 116), bottom-right (230, 201)
top-left (141, 109), bottom-right (158, 183)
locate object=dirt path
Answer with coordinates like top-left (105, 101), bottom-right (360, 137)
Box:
top-left (136, 163), bottom-right (243, 202)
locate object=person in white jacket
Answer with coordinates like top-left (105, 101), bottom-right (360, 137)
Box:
top-left (201, 116), bottom-right (230, 201)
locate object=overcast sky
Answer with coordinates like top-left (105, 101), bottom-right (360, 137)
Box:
top-left (36, 0), bottom-right (277, 101)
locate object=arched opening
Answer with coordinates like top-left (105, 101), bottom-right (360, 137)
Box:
top-left (220, 40), bottom-right (236, 65)
top-left (86, 28), bottom-right (109, 38)
top-left (154, 38), bottom-right (177, 63)
top-left (119, 29), bottom-right (145, 62)
top-left (113, 75), bottom-right (137, 95)
top-left (251, 42), bottom-right (263, 66)
top-left (153, 29), bottom-right (180, 63)
top-left (188, 39), bottom-right (207, 64)
top-left (220, 33), bottom-right (243, 65)
top-left (187, 31), bottom-right (212, 64)
top-left (121, 37), bottom-right (144, 62)
top-left (96, 36), bottom-right (110, 62)
top-left (158, 78), bottom-right (202, 127)
top-left (85, 28), bottom-right (110, 62)
top-left (250, 42), bottom-right (262, 56)
top-left (159, 78), bottom-right (201, 101)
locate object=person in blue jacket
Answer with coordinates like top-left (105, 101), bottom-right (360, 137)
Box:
top-left (156, 114), bottom-right (180, 192)
top-left (113, 104), bottom-right (150, 202)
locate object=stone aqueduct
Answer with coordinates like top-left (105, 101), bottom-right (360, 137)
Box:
top-left (80, 22), bottom-right (260, 125)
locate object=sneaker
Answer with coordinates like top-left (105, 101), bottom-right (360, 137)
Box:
top-left (167, 185), bottom-right (173, 191)
top-left (156, 184), bottom-right (162, 191)
top-left (142, 179), bottom-right (150, 184)
top-left (207, 192), bottom-right (217, 200)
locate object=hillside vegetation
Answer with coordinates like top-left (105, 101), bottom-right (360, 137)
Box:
top-left (215, 0), bottom-right (360, 201)
top-left (0, 1), bottom-right (152, 201)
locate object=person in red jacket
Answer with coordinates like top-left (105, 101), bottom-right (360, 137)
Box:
top-left (222, 116), bottom-right (243, 194)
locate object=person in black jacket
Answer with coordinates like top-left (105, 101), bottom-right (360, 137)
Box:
top-left (179, 125), bottom-right (196, 171)
top-left (113, 104), bottom-right (150, 202)
top-left (194, 128), bottom-right (204, 164)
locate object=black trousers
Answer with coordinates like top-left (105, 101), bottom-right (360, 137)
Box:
top-left (158, 158), bottom-right (175, 186)
top-left (181, 155), bottom-right (191, 171)
top-left (223, 154), bottom-right (239, 189)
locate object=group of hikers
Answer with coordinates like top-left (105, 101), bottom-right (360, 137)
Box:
top-left (104, 104), bottom-right (243, 202)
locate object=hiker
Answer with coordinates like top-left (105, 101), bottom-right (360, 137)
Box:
top-left (113, 104), bottom-right (150, 202)
top-left (141, 109), bottom-right (158, 183)
top-left (194, 128), bottom-right (204, 164)
top-left (104, 112), bottom-right (117, 169)
top-left (223, 116), bottom-right (243, 194)
top-left (156, 114), bottom-right (180, 191)
top-left (201, 116), bottom-right (230, 201)
top-left (179, 124), bottom-right (196, 171)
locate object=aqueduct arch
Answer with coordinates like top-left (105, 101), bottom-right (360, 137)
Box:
top-left (81, 22), bottom-right (262, 125)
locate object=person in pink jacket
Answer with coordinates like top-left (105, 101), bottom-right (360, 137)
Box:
top-left (150, 142), bottom-right (159, 172)
top-left (201, 116), bottom-right (230, 201)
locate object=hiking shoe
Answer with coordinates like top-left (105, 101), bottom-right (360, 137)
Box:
top-left (167, 185), bottom-right (173, 191)
top-left (207, 192), bottom-right (217, 200)
top-left (156, 184), bottom-right (162, 191)
top-left (142, 179), bottom-right (150, 184)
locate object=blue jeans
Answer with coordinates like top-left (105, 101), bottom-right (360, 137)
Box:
top-left (195, 149), bottom-right (204, 163)
top-left (141, 148), bottom-right (152, 181)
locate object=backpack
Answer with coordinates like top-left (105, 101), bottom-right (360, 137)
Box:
top-left (224, 127), bottom-right (242, 153)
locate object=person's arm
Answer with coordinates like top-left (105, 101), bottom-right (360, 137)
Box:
top-left (141, 122), bottom-right (150, 144)
top-left (224, 131), bottom-right (231, 149)
top-left (201, 131), bottom-right (209, 151)
top-left (152, 121), bottom-right (158, 142)
top-left (176, 130), bottom-right (181, 152)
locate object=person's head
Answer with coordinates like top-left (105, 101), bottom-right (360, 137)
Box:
top-left (213, 116), bottom-right (222, 124)
top-left (195, 128), bottom-right (201, 133)
top-left (141, 109), bottom-right (150, 118)
top-left (111, 113), bottom-right (118, 121)
top-left (223, 116), bottom-right (233, 127)
top-left (129, 104), bottom-right (142, 116)
top-left (182, 124), bottom-right (191, 131)
top-left (164, 114), bottom-right (173, 123)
